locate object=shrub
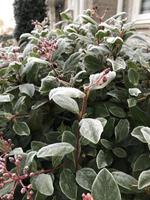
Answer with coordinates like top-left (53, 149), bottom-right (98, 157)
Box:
top-left (0, 10), bottom-right (150, 200)
top-left (13, 0), bottom-right (47, 41)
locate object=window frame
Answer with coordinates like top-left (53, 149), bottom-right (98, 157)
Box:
top-left (131, 0), bottom-right (150, 24)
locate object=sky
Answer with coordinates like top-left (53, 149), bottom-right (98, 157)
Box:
top-left (0, 0), bottom-right (15, 33)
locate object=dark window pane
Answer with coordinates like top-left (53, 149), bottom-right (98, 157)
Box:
top-left (140, 0), bottom-right (150, 14)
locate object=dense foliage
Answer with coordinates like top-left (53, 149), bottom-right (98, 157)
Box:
top-left (0, 9), bottom-right (150, 200)
top-left (13, 0), bottom-right (47, 40)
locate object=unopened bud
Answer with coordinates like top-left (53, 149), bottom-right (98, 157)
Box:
top-left (21, 187), bottom-right (27, 194)
top-left (27, 184), bottom-right (32, 190)
top-left (29, 172), bottom-right (34, 177)
top-left (15, 159), bottom-right (20, 166)
top-left (3, 173), bottom-right (10, 178)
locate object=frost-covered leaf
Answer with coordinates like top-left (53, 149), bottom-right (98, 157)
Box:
top-left (79, 118), bottom-right (103, 144)
top-left (92, 168), bottom-right (121, 200)
top-left (37, 142), bottom-right (74, 158)
top-left (87, 69), bottom-right (116, 90)
top-left (129, 88), bottom-right (141, 96)
top-left (107, 57), bottom-right (126, 71)
top-left (0, 95), bottom-right (11, 102)
top-left (60, 169), bottom-right (77, 200)
top-left (49, 87), bottom-right (85, 99)
top-left (32, 174), bottom-right (54, 196)
top-left (76, 168), bottom-right (97, 191)
top-left (138, 169), bottom-right (150, 189)
top-left (13, 121), bottom-right (30, 136)
top-left (52, 95), bottom-right (79, 114)
top-left (19, 83), bottom-right (35, 97)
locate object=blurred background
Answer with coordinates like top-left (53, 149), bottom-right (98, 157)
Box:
top-left (0, 0), bottom-right (150, 41)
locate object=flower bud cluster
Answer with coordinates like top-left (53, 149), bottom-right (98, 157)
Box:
top-left (37, 39), bottom-right (58, 61)
top-left (0, 46), bottom-right (20, 63)
top-left (82, 193), bottom-right (94, 200)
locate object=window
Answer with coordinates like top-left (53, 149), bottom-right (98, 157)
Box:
top-left (131, 0), bottom-right (150, 24)
top-left (140, 0), bottom-right (150, 14)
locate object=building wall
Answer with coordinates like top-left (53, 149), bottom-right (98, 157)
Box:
top-left (123, 0), bottom-right (150, 34)
top-left (93, 0), bottom-right (118, 20)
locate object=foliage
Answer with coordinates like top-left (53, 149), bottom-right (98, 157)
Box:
top-left (0, 9), bottom-right (150, 200)
top-left (13, 0), bottom-right (47, 41)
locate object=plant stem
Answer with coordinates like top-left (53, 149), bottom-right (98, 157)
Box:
top-left (75, 89), bottom-right (90, 170)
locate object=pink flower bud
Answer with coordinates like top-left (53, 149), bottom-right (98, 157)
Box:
top-left (21, 187), bottom-right (27, 194)
top-left (29, 172), bottom-right (34, 177)
top-left (15, 159), bottom-right (20, 166)
top-left (82, 193), bottom-right (94, 200)
top-left (27, 184), bottom-right (32, 189)
top-left (3, 173), bottom-right (10, 178)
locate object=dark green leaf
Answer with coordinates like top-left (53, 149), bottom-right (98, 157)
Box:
top-left (76, 168), bottom-right (97, 191)
top-left (92, 168), bottom-right (121, 200)
top-left (59, 168), bottom-right (77, 200)
top-left (13, 121), bottom-right (30, 136)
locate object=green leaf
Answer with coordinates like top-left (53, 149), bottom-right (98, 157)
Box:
top-left (79, 118), bottom-right (103, 144)
top-left (129, 88), bottom-right (141, 96)
top-left (0, 94), bottom-right (11, 102)
top-left (84, 55), bottom-right (101, 71)
top-left (40, 76), bottom-right (59, 94)
top-left (115, 119), bottom-right (130, 142)
top-left (31, 141), bottom-right (47, 151)
top-left (13, 96), bottom-right (26, 112)
top-left (141, 127), bottom-right (150, 144)
top-left (131, 126), bottom-right (146, 143)
top-left (27, 57), bottom-right (49, 65)
top-left (94, 103), bottom-right (109, 118)
top-left (92, 168), bottom-right (121, 200)
top-left (9, 147), bottom-right (24, 155)
top-left (96, 150), bottom-right (113, 169)
top-left (52, 156), bottom-right (63, 168)
top-left (128, 68), bottom-right (139, 86)
top-left (37, 142), bottom-right (74, 158)
top-left (127, 98), bottom-right (137, 108)
top-left (64, 52), bottom-right (82, 73)
top-left (76, 168), bottom-right (97, 191)
top-left (19, 83), bottom-right (35, 97)
top-left (100, 139), bottom-right (113, 149)
top-left (25, 151), bottom-right (37, 166)
top-left (113, 147), bottom-right (127, 158)
top-left (13, 121), bottom-right (30, 136)
top-left (31, 100), bottom-right (48, 110)
top-left (138, 169), bottom-right (150, 189)
top-left (49, 87), bottom-right (85, 99)
top-left (133, 153), bottom-right (150, 172)
top-left (108, 106), bottom-right (126, 118)
top-left (81, 14), bottom-right (98, 25)
top-left (112, 171), bottom-right (138, 191)
top-left (59, 168), bottom-right (77, 200)
top-left (33, 174), bottom-right (54, 196)
top-left (95, 30), bottom-right (109, 40)
top-left (62, 131), bottom-right (76, 147)
top-left (107, 57), bottom-right (126, 71)
top-left (106, 36), bottom-right (123, 45)
top-left (34, 192), bottom-right (47, 200)
top-left (130, 106), bottom-right (150, 126)
top-left (52, 95), bottom-right (79, 114)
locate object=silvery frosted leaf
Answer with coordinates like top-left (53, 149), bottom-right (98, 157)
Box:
top-left (129, 88), bottom-right (141, 96)
top-left (87, 69), bottom-right (116, 90)
top-left (79, 118), bottom-right (103, 144)
top-left (49, 87), bottom-right (85, 100)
